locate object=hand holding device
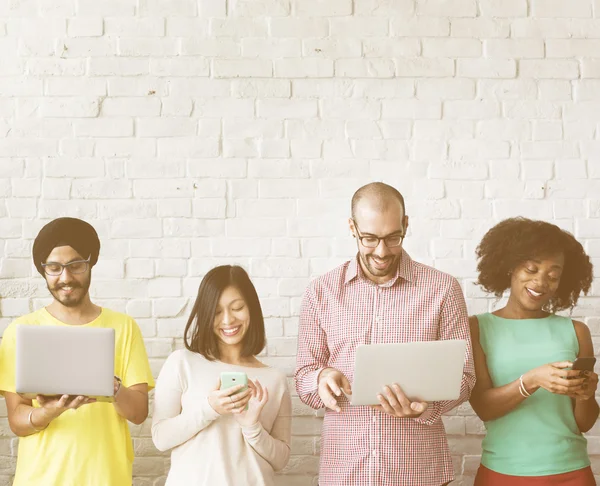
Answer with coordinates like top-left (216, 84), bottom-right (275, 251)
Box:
top-left (571, 357), bottom-right (598, 400)
top-left (572, 357), bottom-right (597, 373)
top-left (221, 371), bottom-right (250, 411)
top-left (208, 372), bottom-right (252, 415)
top-left (522, 361), bottom-right (587, 397)
top-left (318, 367), bottom-right (352, 413)
top-left (36, 394), bottom-right (96, 421)
top-left (371, 383), bottom-right (428, 418)
top-left (234, 379), bottom-right (269, 427)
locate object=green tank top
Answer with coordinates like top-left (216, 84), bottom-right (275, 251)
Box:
top-left (477, 313), bottom-right (589, 476)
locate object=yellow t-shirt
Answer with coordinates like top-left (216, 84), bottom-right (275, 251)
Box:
top-left (0, 307), bottom-right (155, 486)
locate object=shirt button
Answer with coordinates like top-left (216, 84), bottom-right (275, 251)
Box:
top-left (373, 416), bottom-right (377, 423)
top-left (372, 450), bottom-right (377, 457)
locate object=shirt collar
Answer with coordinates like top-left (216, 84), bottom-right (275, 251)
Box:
top-left (344, 249), bottom-right (414, 286)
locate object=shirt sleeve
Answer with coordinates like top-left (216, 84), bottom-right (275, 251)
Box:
top-left (241, 383), bottom-right (292, 472)
top-left (151, 351), bottom-right (220, 452)
top-left (0, 322), bottom-right (17, 395)
top-left (122, 318), bottom-right (155, 390)
top-left (413, 277), bottom-right (476, 426)
top-left (294, 283), bottom-right (328, 410)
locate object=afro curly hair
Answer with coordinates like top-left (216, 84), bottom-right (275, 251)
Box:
top-left (475, 217), bottom-right (593, 312)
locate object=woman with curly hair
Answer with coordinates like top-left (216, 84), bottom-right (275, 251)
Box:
top-left (470, 217), bottom-right (598, 485)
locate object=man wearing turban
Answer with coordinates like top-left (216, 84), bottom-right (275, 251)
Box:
top-left (0, 217), bottom-right (155, 486)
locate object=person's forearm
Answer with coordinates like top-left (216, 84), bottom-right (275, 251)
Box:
top-left (471, 377), bottom-right (533, 422)
top-left (113, 386), bottom-right (148, 425)
top-left (295, 287), bottom-right (330, 410)
top-left (152, 407), bottom-right (219, 451)
top-left (295, 366), bottom-right (326, 409)
top-left (9, 404), bottom-right (53, 437)
top-left (441, 368), bottom-right (476, 415)
top-left (241, 423), bottom-right (291, 471)
top-left (574, 397), bottom-right (599, 432)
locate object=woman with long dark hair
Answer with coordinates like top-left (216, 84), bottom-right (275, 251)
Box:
top-left (470, 217), bottom-right (597, 485)
top-left (151, 265), bottom-right (291, 485)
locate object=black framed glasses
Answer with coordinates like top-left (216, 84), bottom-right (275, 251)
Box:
top-left (352, 220), bottom-right (405, 249)
top-left (41, 258), bottom-right (91, 276)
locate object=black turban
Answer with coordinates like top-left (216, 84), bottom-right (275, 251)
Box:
top-left (32, 217), bottom-right (101, 275)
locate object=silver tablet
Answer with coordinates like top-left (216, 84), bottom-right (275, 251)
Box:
top-left (351, 339), bottom-right (467, 406)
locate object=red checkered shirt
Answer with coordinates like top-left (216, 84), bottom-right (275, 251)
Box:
top-left (295, 251), bottom-right (475, 486)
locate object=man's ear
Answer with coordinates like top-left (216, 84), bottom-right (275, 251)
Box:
top-left (403, 215), bottom-right (409, 234)
top-left (348, 217), bottom-right (355, 236)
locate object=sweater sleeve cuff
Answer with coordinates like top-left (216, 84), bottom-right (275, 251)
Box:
top-left (241, 421), bottom-right (263, 440)
top-left (200, 396), bottom-right (221, 423)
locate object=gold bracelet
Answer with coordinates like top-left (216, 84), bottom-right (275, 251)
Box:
top-left (28, 408), bottom-right (47, 432)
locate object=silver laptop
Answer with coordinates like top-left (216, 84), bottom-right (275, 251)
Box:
top-left (351, 339), bottom-right (467, 406)
top-left (16, 325), bottom-right (115, 402)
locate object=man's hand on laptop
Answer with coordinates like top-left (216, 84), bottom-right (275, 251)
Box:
top-left (36, 394), bottom-right (96, 420)
top-left (372, 383), bottom-right (428, 418)
top-left (318, 368), bottom-right (352, 412)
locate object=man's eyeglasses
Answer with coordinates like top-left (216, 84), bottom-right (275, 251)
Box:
top-left (352, 220), bottom-right (405, 249)
top-left (41, 258), bottom-right (91, 276)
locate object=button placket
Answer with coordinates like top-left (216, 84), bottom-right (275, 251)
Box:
top-left (371, 286), bottom-right (379, 344)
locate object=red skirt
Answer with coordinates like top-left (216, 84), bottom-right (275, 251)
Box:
top-left (474, 464), bottom-right (596, 486)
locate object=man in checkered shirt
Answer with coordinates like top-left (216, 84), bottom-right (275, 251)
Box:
top-left (295, 182), bottom-right (476, 486)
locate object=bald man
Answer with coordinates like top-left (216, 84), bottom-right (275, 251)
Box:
top-left (295, 182), bottom-right (475, 486)
top-left (0, 217), bottom-right (154, 486)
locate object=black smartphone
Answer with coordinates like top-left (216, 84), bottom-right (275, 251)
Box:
top-left (572, 357), bottom-right (596, 372)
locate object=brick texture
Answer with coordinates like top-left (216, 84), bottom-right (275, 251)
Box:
top-left (1, 1), bottom-right (600, 485)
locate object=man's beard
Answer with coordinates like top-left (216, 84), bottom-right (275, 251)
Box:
top-left (47, 275), bottom-right (91, 308)
top-left (360, 253), bottom-right (399, 277)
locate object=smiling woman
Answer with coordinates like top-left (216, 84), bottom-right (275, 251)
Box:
top-left (214, 285), bottom-right (251, 344)
top-left (475, 217), bottom-right (592, 313)
top-left (151, 265), bottom-right (291, 486)
top-left (184, 265), bottom-right (265, 361)
top-left (468, 218), bottom-right (597, 486)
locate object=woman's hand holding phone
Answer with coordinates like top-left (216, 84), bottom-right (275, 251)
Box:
top-left (572, 370), bottom-right (599, 400)
top-left (569, 357), bottom-right (598, 400)
top-left (522, 362), bottom-right (588, 397)
top-left (234, 379), bottom-right (268, 427)
top-left (208, 378), bottom-right (253, 415)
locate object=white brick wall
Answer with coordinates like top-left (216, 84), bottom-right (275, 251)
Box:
top-left (1, 1), bottom-right (600, 485)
